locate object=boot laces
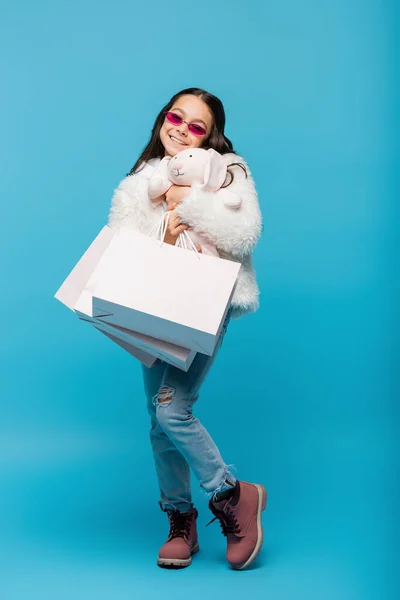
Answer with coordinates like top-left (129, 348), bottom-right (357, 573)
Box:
top-left (167, 510), bottom-right (192, 541)
top-left (206, 504), bottom-right (241, 536)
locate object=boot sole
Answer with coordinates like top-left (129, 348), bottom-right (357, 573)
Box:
top-left (233, 484), bottom-right (267, 571)
top-left (157, 542), bottom-right (200, 568)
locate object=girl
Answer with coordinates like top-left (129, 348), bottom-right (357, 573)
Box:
top-left (108, 88), bottom-right (266, 570)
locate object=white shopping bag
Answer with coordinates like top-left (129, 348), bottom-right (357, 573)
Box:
top-left (85, 225), bottom-right (241, 356)
top-left (75, 290), bottom-right (196, 371)
top-left (54, 227), bottom-right (197, 371)
top-left (92, 326), bottom-right (157, 368)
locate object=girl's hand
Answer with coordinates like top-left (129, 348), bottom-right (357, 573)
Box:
top-left (163, 205), bottom-right (188, 246)
top-left (165, 185), bottom-right (191, 209)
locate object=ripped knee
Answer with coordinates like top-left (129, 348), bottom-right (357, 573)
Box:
top-left (153, 385), bottom-right (175, 408)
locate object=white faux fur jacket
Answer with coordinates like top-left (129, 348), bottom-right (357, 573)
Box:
top-left (107, 153), bottom-right (262, 319)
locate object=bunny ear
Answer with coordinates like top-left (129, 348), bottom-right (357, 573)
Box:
top-left (202, 149), bottom-right (227, 192)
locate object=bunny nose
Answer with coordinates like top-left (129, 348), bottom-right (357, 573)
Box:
top-left (173, 162), bottom-right (184, 170)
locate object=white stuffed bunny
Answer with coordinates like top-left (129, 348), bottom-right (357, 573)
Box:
top-left (148, 148), bottom-right (242, 257)
top-left (149, 147), bottom-right (242, 207)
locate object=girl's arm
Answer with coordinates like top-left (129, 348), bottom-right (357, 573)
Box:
top-left (107, 168), bottom-right (187, 246)
top-left (107, 166), bottom-right (159, 231)
top-left (175, 156), bottom-right (262, 259)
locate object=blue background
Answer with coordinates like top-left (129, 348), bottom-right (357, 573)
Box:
top-left (1, 1), bottom-right (398, 598)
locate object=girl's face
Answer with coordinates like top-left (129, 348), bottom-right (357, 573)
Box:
top-left (160, 95), bottom-right (213, 157)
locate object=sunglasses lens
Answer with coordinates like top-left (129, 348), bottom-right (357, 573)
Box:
top-left (166, 112), bottom-right (182, 125)
top-left (189, 124), bottom-right (207, 136)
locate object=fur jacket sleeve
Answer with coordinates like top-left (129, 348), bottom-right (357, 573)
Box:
top-left (107, 160), bottom-right (162, 234)
top-left (175, 154), bottom-right (262, 260)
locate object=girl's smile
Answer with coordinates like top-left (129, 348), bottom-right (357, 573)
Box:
top-left (169, 134), bottom-right (189, 147)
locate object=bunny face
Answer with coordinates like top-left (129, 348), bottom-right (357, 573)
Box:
top-left (167, 148), bottom-right (227, 192)
top-left (168, 148), bottom-right (209, 187)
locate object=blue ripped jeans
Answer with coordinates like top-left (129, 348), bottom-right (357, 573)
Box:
top-left (142, 308), bottom-right (236, 513)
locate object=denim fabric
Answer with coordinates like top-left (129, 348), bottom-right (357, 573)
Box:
top-left (142, 308), bottom-right (236, 512)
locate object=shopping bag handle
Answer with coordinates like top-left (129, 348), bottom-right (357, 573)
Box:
top-left (149, 212), bottom-right (201, 259)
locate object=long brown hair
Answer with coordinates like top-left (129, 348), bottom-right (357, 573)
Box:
top-left (127, 88), bottom-right (247, 184)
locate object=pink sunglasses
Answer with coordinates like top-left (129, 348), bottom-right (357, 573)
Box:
top-left (165, 111), bottom-right (207, 136)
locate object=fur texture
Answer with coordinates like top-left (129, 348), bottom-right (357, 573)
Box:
top-left (107, 153), bottom-right (262, 318)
